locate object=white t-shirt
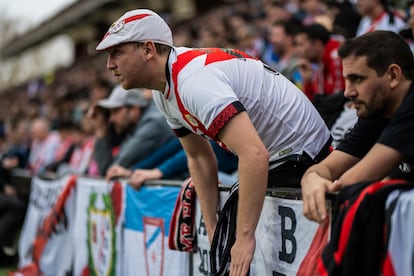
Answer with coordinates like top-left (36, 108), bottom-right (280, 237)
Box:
top-left (330, 102), bottom-right (358, 149)
top-left (152, 47), bottom-right (331, 163)
top-left (356, 11), bottom-right (406, 37)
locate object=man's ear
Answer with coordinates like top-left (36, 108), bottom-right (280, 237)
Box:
top-left (142, 41), bottom-right (156, 60)
top-left (387, 64), bottom-right (402, 89)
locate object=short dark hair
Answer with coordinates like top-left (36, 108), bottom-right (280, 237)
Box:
top-left (272, 19), bottom-right (302, 37)
top-left (338, 30), bottom-right (414, 79)
top-left (303, 23), bottom-right (330, 45)
top-left (136, 42), bottom-right (171, 55)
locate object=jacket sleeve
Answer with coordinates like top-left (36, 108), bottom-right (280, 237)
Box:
top-left (112, 107), bottom-right (175, 168)
top-left (132, 138), bottom-right (182, 170)
top-left (157, 149), bottom-right (189, 179)
top-left (93, 137), bottom-right (113, 176)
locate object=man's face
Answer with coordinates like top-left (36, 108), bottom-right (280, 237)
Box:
top-left (109, 106), bottom-right (131, 133)
top-left (356, 0), bottom-right (377, 17)
top-left (106, 43), bottom-right (147, 90)
top-left (342, 55), bottom-right (391, 118)
top-left (295, 33), bottom-right (318, 62)
top-left (408, 5), bottom-right (414, 31)
top-left (269, 25), bottom-right (288, 56)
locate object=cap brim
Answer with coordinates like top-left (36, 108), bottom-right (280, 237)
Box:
top-left (96, 99), bottom-right (122, 109)
top-left (96, 34), bottom-right (125, 51)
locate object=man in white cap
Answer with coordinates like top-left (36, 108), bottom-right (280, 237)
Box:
top-left (93, 85), bottom-right (174, 176)
top-left (96, 9), bottom-right (331, 275)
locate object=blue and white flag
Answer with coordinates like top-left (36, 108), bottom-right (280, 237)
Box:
top-left (123, 184), bottom-right (190, 276)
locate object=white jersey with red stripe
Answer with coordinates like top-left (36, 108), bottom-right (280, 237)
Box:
top-left (152, 47), bottom-right (331, 163)
top-left (356, 11), bottom-right (406, 37)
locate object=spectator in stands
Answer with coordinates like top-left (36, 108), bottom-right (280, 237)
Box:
top-left (264, 0), bottom-right (293, 24)
top-left (295, 23), bottom-right (345, 103)
top-left (267, 19), bottom-right (302, 86)
top-left (296, 0), bottom-right (329, 26)
top-left (0, 118), bottom-right (29, 266)
top-left (96, 9), bottom-right (331, 275)
top-left (321, 0), bottom-right (361, 38)
top-left (45, 120), bottom-right (95, 175)
top-left (0, 117), bottom-right (30, 182)
top-left (0, 123), bottom-right (5, 154)
top-left (399, 0), bottom-right (414, 52)
top-left (88, 77), bottom-right (114, 103)
top-left (172, 20), bottom-right (196, 47)
top-left (315, 92), bottom-right (358, 149)
top-left (301, 31), bottom-right (414, 223)
top-left (233, 22), bottom-right (265, 59)
top-left (83, 104), bottom-right (110, 176)
top-left (261, 1), bottom-right (296, 68)
top-left (106, 137), bottom-right (239, 187)
top-left (0, 187), bottom-right (26, 266)
top-left (91, 85), bottom-right (174, 176)
top-left (27, 117), bottom-right (61, 175)
top-left (355, 0), bottom-right (405, 36)
top-left (51, 121), bottom-right (78, 167)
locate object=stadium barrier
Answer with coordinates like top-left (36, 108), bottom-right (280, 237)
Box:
top-left (8, 170), bottom-right (333, 276)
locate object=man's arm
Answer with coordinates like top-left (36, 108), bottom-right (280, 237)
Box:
top-left (302, 143), bottom-right (405, 223)
top-left (217, 111), bottom-right (269, 276)
top-left (301, 150), bottom-right (359, 223)
top-left (179, 133), bottom-right (219, 241)
top-left (337, 143), bottom-right (405, 186)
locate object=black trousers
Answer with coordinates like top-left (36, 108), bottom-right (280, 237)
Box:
top-left (268, 160), bottom-right (312, 188)
top-left (268, 139), bottom-right (332, 188)
top-left (0, 194), bottom-right (26, 247)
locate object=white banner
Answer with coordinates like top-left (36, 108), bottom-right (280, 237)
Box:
top-left (72, 177), bottom-right (125, 276)
top-left (251, 196), bottom-right (329, 276)
top-left (17, 174), bottom-right (75, 276)
top-left (193, 191), bottom-right (330, 276)
top-left (192, 191), bottom-right (228, 275)
top-left (15, 176), bottom-right (330, 276)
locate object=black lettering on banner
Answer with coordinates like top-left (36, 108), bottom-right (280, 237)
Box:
top-left (273, 272), bottom-right (287, 276)
top-left (30, 183), bottom-right (63, 210)
top-left (198, 248), bottom-right (210, 275)
top-left (278, 206), bottom-right (297, 264)
top-left (198, 215), bottom-right (207, 236)
top-left (51, 211), bottom-right (68, 236)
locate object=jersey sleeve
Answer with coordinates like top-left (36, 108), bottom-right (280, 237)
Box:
top-left (179, 67), bottom-right (245, 137)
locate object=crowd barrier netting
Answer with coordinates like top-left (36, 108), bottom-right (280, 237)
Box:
top-left (8, 170), bottom-right (334, 276)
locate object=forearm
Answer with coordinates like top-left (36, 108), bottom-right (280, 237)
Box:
top-left (302, 163), bottom-right (334, 183)
top-left (236, 155), bottom-right (268, 240)
top-left (187, 155), bottom-right (219, 241)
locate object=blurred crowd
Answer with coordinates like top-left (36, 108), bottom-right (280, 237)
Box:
top-left (1, 0), bottom-right (414, 265)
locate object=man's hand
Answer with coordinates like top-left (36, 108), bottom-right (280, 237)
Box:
top-left (230, 235), bottom-right (255, 276)
top-left (129, 169), bottom-right (163, 189)
top-left (301, 171), bottom-right (333, 223)
top-left (106, 165), bottom-right (132, 181)
top-left (2, 157), bottom-right (19, 169)
top-left (4, 184), bottom-right (18, 198)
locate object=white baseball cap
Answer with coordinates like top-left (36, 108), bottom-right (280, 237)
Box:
top-left (96, 9), bottom-right (173, 51)
top-left (96, 85), bottom-right (149, 109)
